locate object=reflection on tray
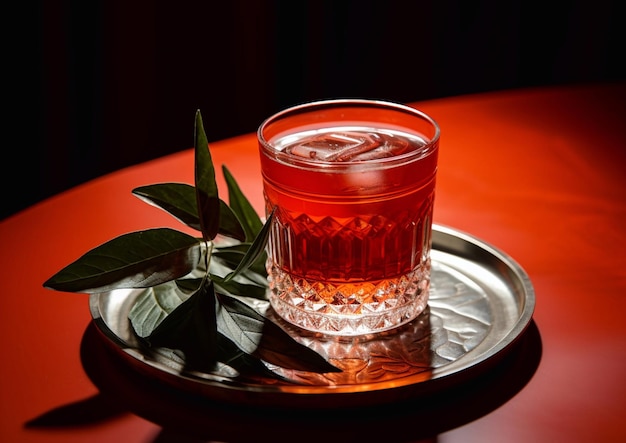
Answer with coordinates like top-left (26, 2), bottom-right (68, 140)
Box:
top-left (268, 309), bottom-right (433, 385)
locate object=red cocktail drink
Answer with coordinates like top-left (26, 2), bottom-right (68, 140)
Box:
top-left (258, 100), bottom-right (439, 335)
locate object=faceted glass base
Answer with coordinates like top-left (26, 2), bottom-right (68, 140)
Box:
top-left (267, 261), bottom-right (430, 336)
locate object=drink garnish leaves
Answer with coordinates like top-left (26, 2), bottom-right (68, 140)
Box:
top-left (44, 110), bottom-right (340, 378)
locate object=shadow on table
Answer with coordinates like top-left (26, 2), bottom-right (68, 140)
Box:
top-left (26, 320), bottom-right (542, 442)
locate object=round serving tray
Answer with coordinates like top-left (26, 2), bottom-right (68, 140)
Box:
top-left (89, 224), bottom-right (535, 409)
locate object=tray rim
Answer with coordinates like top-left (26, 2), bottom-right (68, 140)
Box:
top-left (428, 224), bottom-right (535, 377)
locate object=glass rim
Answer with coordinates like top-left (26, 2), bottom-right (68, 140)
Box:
top-left (257, 98), bottom-right (440, 171)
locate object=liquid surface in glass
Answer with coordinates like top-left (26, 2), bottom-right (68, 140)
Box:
top-left (275, 127), bottom-right (423, 162)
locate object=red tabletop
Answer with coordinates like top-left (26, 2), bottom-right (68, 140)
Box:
top-left (1, 82), bottom-right (625, 442)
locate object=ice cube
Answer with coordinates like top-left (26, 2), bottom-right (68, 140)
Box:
top-left (350, 133), bottom-right (410, 161)
top-left (286, 131), bottom-right (383, 161)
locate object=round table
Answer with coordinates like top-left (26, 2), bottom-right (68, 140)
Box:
top-left (1, 82), bottom-right (624, 442)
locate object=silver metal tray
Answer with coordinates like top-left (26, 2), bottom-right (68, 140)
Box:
top-left (89, 224), bottom-right (535, 409)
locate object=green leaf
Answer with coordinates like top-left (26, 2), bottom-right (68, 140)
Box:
top-left (222, 209), bottom-right (274, 283)
top-left (147, 279), bottom-right (218, 372)
top-left (213, 278), bottom-right (267, 300)
top-left (212, 243), bottom-right (266, 276)
top-left (216, 293), bottom-right (340, 373)
top-left (209, 247), bottom-right (268, 300)
top-left (132, 183), bottom-right (200, 230)
top-left (132, 183), bottom-right (246, 241)
top-left (43, 228), bottom-right (201, 293)
top-left (128, 282), bottom-right (186, 337)
top-left (222, 165), bottom-right (263, 241)
top-left (216, 201), bottom-right (247, 241)
top-left (128, 280), bottom-right (283, 380)
top-left (174, 277), bottom-right (203, 293)
top-left (194, 110), bottom-right (220, 240)
top-left (214, 333), bottom-right (289, 381)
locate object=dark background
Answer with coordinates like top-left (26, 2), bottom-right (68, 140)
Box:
top-left (6, 0), bottom-right (625, 220)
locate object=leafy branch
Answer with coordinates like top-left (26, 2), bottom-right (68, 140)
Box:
top-left (44, 110), bottom-right (340, 378)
